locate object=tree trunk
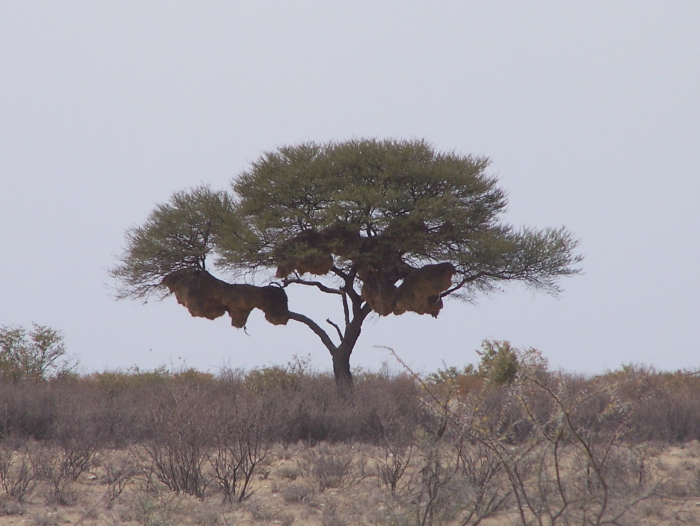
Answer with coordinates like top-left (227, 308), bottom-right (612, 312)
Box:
top-left (287, 302), bottom-right (370, 391)
top-left (331, 302), bottom-right (371, 389)
top-left (331, 348), bottom-right (353, 389)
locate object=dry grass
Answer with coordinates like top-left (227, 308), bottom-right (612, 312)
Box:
top-left (0, 359), bottom-right (700, 524)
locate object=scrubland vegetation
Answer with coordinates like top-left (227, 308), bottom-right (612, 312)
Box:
top-left (1, 330), bottom-right (700, 524)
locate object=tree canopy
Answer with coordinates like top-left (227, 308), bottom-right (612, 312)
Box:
top-left (111, 139), bottom-right (581, 384)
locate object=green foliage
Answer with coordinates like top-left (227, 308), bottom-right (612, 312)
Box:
top-left (173, 367), bottom-right (215, 385)
top-left (111, 138), bottom-right (581, 300)
top-left (110, 186), bottom-right (236, 299)
top-left (91, 365), bottom-right (218, 397)
top-left (0, 323), bottom-right (72, 381)
top-left (476, 340), bottom-right (520, 385)
top-left (244, 354), bottom-right (313, 392)
top-left (223, 139), bottom-right (581, 296)
top-left (426, 340), bottom-right (550, 390)
top-left (424, 340), bottom-right (521, 387)
top-left (425, 364), bottom-right (477, 386)
top-left (90, 366), bottom-right (173, 395)
top-left (228, 139), bottom-right (498, 262)
top-left (473, 340), bottom-right (550, 386)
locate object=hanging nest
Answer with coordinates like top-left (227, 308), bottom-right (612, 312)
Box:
top-left (359, 265), bottom-right (399, 316)
top-left (393, 262), bottom-right (456, 317)
top-left (359, 262), bottom-right (455, 317)
top-left (274, 230), bottom-right (334, 278)
top-left (318, 223), bottom-right (363, 258)
top-left (271, 220), bottom-right (456, 318)
top-left (162, 268), bottom-right (289, 328)
top-left (274, 221), bottom-right (419, 279)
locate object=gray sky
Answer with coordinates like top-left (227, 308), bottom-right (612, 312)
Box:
top-left (2, 2), bottom-right (699, 376)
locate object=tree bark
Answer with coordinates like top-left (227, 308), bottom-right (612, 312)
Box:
top-left (331, 348), bottom-right (353, 389)
top-left (330, 302), bottom-right (372, 389)
top-left (288, 299), bottom-right (371, 388)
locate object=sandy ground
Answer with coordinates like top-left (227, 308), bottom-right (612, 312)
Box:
top-left (0, 442), bottom-right (699, 525)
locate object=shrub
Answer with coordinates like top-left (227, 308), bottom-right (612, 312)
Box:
top-left (281, 481), bottom-right (314, 503)
top-left (0, 444), bottom-right (35, 503)
top-left (476, 340), bottom-right (520, 385)
top-left (135, 383), bottom-right (214, 500)
top-left (0, 324), bottom-right (74, 382)
top-left (207, 386), bottom-right (271, 503)
top-left (298, 443), bottom-right (355, 492)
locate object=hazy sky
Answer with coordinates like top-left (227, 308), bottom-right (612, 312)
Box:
top-left (2, 2), bottom-right (699, 376)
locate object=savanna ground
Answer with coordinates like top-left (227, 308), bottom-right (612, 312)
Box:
top-left (1, 344), bottom-right (700, 525)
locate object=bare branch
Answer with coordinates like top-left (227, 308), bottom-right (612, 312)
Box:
top-left (326, 318), bottom-right (343, 341)
top-left (334, 264), bottom-right (363, 304)
top-left (288, 311), bottom-right (338, 353)
top-left (439, 272), bottom-right (490, 298)
top-left (440, 276), bottom-right (469, 298)
top-left (283, 277), bottom-right (342, 295)
top-left (342, 292), bottom-right (350, 326)
top-left (330, 266), bottom-right (348, 280)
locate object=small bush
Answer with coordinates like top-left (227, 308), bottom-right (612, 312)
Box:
top-left (299, 443), bottom-right (355, 492)
top-left (282, 481), bottom-right (314, 503)
top-left (125, 490), bottom-right (182, 526)
top-left (207, 387), bottom-right (270, 503)
top-left (136, 384), bottom-right (214, 500)
top-left (321, 506), bottom-right (350, 526)
top-left (102, 452), bottom-right (139, 502)
top-left (274, 464), bottom-right (300, 480)
top-left (29, 447), bottom-right (82, 506)
top-left (477, 340), bottom-right (521, 385)
top-left (0, 445), bottom-right (35, 503)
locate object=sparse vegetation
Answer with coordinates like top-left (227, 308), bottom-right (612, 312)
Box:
top-left (0, 344), bottom-right (698, 523)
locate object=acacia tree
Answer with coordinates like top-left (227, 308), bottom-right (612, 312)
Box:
top-left (111, 139), bottom-right (581, 385)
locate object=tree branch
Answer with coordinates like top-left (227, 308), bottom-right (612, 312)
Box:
top-left (334, 264), bottom-right (363, 305)
top-left (341, 292), bottom-right (350, 326)
top-left (441, 270), bottom-right (519, 298)
top-left (326, 319), bottom-right (343, 341)
top-left (331, 266), bottom-right (348, 280)
top-left (287, 311), bottom-right (338, 354)
top-left (440, 272), bottom-right (485, 297)
top-left (283, 277), bottom-right (343, 295)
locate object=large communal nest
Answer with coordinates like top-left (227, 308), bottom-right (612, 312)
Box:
top-left (274, 221), bottom-right (419, 279)
top-left (274, 220), bottom-right (456, 318)
top-left (162, 268), bottom-right (289, 328)
top-left (361, 262), bottom-right (455, 317)
top-left (273, 224), bottom-right (363, 279)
